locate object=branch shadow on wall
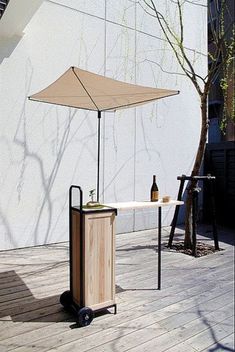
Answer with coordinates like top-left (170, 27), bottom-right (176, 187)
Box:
top-left (9, 64), bottom-right (89, 246)
top-left (14, 108), bottom-right (76, 246)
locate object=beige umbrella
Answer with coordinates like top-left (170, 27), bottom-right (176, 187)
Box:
top-left (29, 66), bottom-right (179, 200)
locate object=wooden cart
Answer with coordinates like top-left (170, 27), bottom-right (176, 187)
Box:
top-left (60, 185), bottom-right (117, 327)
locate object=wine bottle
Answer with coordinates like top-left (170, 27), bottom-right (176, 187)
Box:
top-left (151, 175), bottom-right (159, 202)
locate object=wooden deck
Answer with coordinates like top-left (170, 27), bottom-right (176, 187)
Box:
top-left (0, 226), bottom-right (234, 352)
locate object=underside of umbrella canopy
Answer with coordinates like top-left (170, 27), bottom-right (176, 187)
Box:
top-left (29, 66), bottom-right (179, 111)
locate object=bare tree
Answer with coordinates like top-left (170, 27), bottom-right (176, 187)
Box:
top-left (138, 0), bottom-right (234, 248)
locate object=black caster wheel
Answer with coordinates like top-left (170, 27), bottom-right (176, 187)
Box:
top-left (60, 290), bottom-right (72, 310)
top-left (77, 307), bottom-right (94, 327)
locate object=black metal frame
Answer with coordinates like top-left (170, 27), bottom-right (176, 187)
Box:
top-left (68, 185), bottom-right (117, 316)
top-left (69, 185), bottom-right (83, 306)
top-left (97, 111), bottom-right (101, 202)
top-left (168, 175), bottom-right (219, 256)
top-left (158, 207), bottom-right (162, 290)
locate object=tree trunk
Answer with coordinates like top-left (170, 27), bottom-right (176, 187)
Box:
top-left (184, 95), bottom-right (208, 248)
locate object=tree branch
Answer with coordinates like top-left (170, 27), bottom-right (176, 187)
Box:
top-left (137, 0), bottom-right (157, 18)
top-left (143, 58), bottom-right (187, 76)
top-left (148, 0), bottom-right (203, 94)
top-left (177, 0), bottom-right (184, 44)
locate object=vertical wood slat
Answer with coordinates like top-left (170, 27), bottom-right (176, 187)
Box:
top-left (84, 212), bottom-right (115, 309)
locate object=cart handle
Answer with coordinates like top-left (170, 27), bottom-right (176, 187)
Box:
top-left (69, 185), bottom-right (83, 210)
top-left (69, 185), bottom-right (83, 300)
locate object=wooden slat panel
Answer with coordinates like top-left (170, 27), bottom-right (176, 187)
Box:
top-left (84, 212), bottom-right (115, 308)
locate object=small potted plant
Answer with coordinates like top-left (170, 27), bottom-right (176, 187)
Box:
top-left (86, 189), bottom-right (100, 208)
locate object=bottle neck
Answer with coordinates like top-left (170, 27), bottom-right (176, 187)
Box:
top-left (153, 175), bottom-right (156, 183)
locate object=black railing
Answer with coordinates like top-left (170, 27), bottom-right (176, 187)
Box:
top-left (204, 141), bottom-right (235, 228)
top-left (0, 0), bottom-right (9, 19)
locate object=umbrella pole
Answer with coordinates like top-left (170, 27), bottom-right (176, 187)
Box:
top-left (97, 111), bottom-right (101, 202)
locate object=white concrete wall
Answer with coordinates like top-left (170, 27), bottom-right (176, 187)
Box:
top-left (0, 0), bottom-right (207, 249)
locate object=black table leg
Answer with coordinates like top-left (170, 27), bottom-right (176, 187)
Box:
top-left (210, 179), bottom-right (219, 250)
top-left (158, 207), bottom-right (162, 290)
top-left (192, 188), bottom-right (198, 257)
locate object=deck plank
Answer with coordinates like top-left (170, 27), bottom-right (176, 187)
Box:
top-left (0, 226), bottom-right (234, 352)
top-left (201, 333), bottom-right (235, 351)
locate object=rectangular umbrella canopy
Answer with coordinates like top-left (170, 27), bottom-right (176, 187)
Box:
top-left (29, 66), bottom-right (179, 201)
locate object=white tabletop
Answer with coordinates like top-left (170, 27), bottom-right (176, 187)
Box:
top-left (104, 200), bottom-right (183, 211)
